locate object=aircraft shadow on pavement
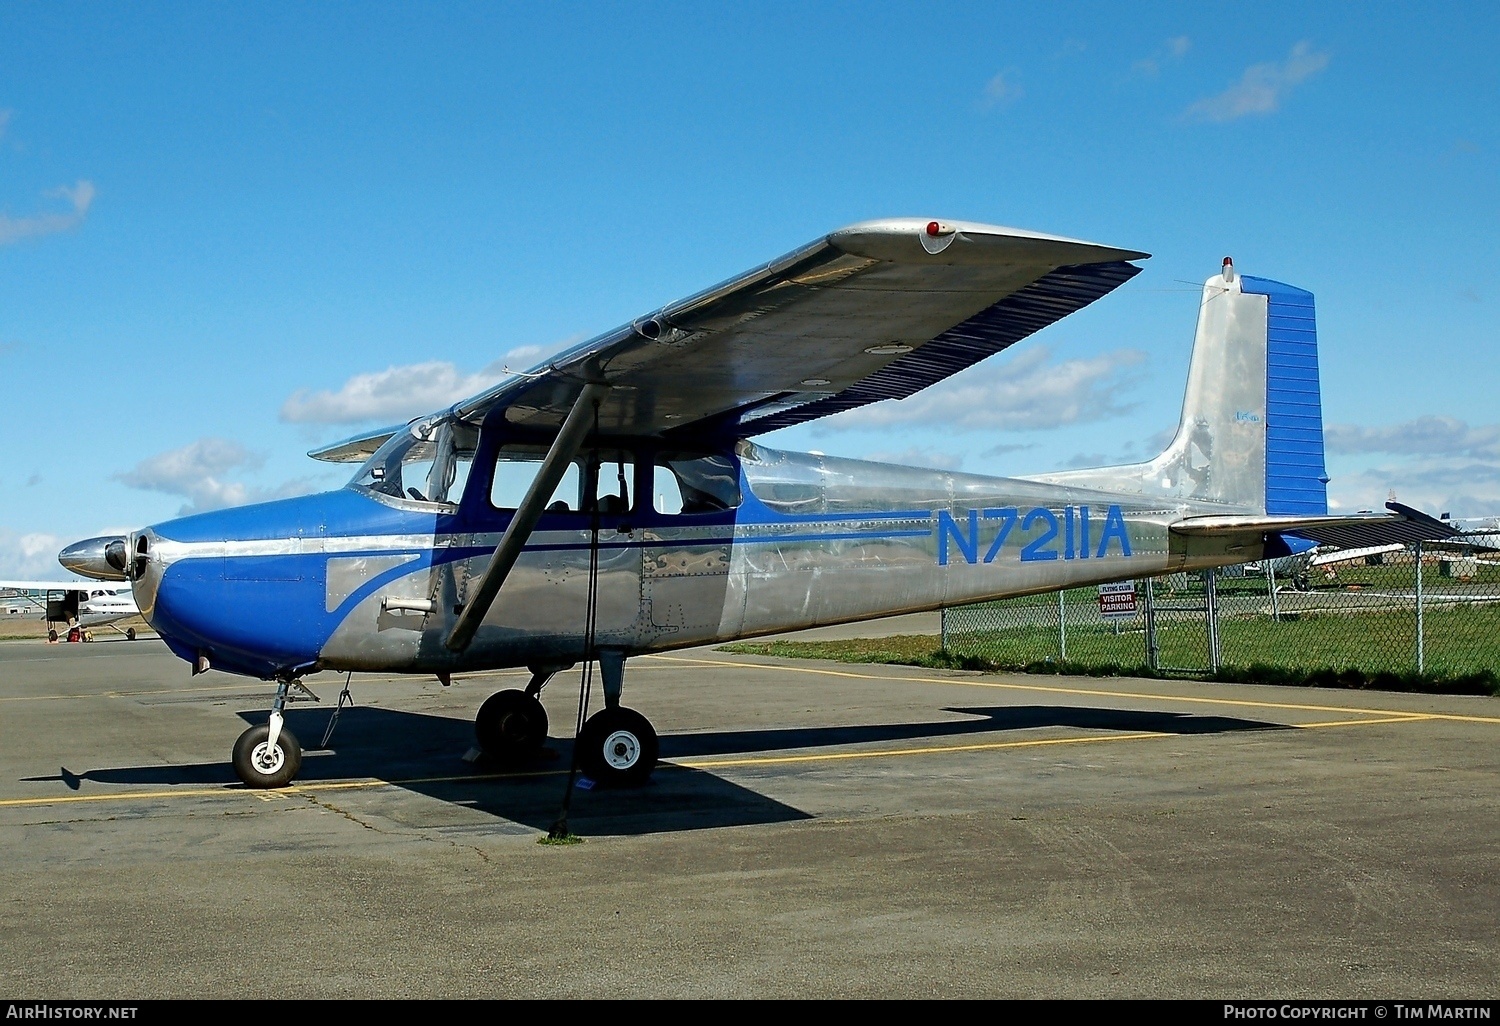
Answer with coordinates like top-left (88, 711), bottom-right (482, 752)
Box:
top-left (33, 703), bottom-right (1283, 836)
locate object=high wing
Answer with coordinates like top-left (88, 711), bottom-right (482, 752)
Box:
top-left (308, 425), bottom-right (403, 464)
top-left (447, 218), bottom-right (1146, 441)
top-left (0, 580), bottom-right (113, 593)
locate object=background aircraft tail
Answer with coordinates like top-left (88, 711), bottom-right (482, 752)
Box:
top-left (1028, 260), bottom-right (1329, 515)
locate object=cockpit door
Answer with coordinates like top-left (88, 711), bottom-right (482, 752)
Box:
top-left (453, 443), bottom-right (644, 659)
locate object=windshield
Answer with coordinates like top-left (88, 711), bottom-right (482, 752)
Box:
top-left (349, 417), bottom-right (477, 508)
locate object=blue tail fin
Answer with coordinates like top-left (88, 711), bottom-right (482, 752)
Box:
top-left (1239, 275), bottom-right (1329, 516)
top-left (1029, 262), bottom-right (1330, 516)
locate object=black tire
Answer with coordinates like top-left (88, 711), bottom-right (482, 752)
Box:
top-left (232, 723), bottom-right (303, 788)
top-left (475, 689), bottom-right (549, 761)
top-left (126, 627), bottom-right (137, 641)
top-left (47, 629), bottom-right (57, 642)
top-left (577, 707), bottom-right (658, 787)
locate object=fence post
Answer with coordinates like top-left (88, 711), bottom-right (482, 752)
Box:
top-left (1144, 577), bottom-right (1159, 672)
top-left (1267, 561), bottom-right (1280, 622)
top-left (940, 606), bottom-right (948, 652)
top-left (1415, 541), bottom-right (1424, 674)
top-left (1058, 590), bottom-right (1067, 662)
top-left (1205, 568), bottom-right (1221, 673)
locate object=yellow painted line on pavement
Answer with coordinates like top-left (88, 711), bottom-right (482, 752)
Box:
top-left (0, 682), bottom-right (269, 703)
top-left (674, 730), bottom-right (1170, 769)
top-left (0, 707), bottom-right (1442, 811)
top-left (1294, 714), bottom-right (1437, 729)
top-left (0, 766), bottom-right (570, 809)
top-left (651, 654), bottom-right (1500, 725)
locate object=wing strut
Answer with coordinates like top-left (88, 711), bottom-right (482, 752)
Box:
top-left (445, 382), bottom-right (612, 653)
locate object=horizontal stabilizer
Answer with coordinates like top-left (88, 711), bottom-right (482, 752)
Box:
top-left (1170, 501), bottom-right (1459, 551)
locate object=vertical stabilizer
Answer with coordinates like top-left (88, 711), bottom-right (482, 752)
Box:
top-left (1025, 261), bottom-right (1328, 515)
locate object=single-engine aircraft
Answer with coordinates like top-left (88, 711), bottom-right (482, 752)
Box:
top-left (58, 218), bottom-right (1456, 789)
top-left (0, 579), bottom-right (140, 641)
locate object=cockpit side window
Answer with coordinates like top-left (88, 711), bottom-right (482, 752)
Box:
top-left (490, 446), bottom-right (635, 514)
top-left (491, 446), bottom-right (582, 512)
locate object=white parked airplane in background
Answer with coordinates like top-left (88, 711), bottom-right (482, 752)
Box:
top-left (0, 580), bottom-right (141, 642)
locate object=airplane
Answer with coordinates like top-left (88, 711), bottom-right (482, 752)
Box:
top-left (57, 217), bottom-right (1457, 791)
top-left (0, 579), bottom-right (141, 642)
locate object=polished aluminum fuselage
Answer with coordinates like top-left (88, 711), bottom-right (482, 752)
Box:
top-left (129, 441), bottom-right (1260, 681)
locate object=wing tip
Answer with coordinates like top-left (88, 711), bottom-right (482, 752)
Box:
top-left (829, 217), bottom-right (1148, 265)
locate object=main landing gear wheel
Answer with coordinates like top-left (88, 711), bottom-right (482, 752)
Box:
top-left (232, 723), bottom-right (303, 788)
top-left (475, 689), bottom-right (549, 762)
top-left (577, 707), bottom-right (658, 787)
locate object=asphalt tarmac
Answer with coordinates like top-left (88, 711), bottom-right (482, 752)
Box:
top-left (1, 636), bottom-right (1497, 999)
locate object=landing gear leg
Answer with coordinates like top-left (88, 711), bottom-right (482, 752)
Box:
top-left (474, 663), bottom-right (568, 762)
top-left (233, 677), bottom-right (303, 788)
top-left (577, 650), bottom-right (657, 787)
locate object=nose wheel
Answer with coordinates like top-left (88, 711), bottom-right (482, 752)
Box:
top-left (232, 676), bottom-right (303, 788)
top-left (577, 707), bottom-right (657, 787)
top-left (232, 722), bottom-right (303, 788)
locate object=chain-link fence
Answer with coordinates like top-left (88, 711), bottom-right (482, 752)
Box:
top-left (941, 538), bottom-right (1500, 680)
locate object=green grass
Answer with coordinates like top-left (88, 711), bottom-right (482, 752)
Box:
top-left (721, 566), bottom-right (1500, 696)
top-left (537, 832), bottom-right (584, 846)
top-left (720, 613), bottom-right (1500, 697)
top-left (939, 605), bottom-right (1500, 676)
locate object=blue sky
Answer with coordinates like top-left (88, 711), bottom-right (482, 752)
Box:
top-left (2, 3), bottom-right (1497, 576)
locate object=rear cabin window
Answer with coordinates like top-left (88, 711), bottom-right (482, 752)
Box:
top-left (652, 453), bottom-right (741, 515)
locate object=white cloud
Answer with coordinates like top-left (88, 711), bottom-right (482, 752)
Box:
top-left (115, 438), bottom-right (324, 516)
top-left (1318, 417), bottom-right (1500, 518)
top-left (0, 528), bottom-right (64, 578)
top-left (0, 179), bottom-right (96, 246)
top-left (1325, 416), bottom-right (1500, 459)
top-left (280, 341), bottom-right (573, 425)
top-left (980, 71), bottom-right (1023, 110)
top-left (1331, 458), bottom-right (1500, 519)
top-left (815, 346), bottom-right (1146, 433)
top-left (860, 447), bottom-right (964, 472)
top-left (979, 442), bottom-right (1035, 459)
top-left (1185, 41), bottom-right (1328, 122)
top-left (1133, 35), bottom-right (1191, 77)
